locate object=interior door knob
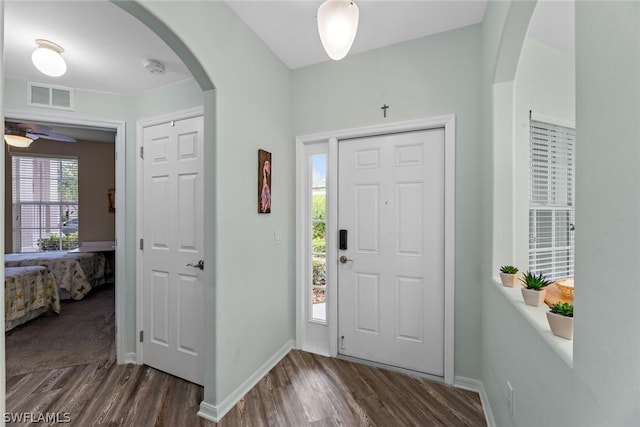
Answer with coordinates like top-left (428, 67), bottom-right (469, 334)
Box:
top-left (187, 260), bottom-right (204, 270)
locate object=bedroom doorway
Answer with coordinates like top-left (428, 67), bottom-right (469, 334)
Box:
top-left (3, 112), bottom-right (126, 367)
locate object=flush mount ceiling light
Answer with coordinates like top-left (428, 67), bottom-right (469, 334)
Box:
top-left (31, 39), bottom-right (67, 77)
top-left (317, 0), bottom-right (359, 61)
top-left (4, 128), bottom-right (33, 148)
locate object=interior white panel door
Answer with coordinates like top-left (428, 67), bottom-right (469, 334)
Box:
top-left (338, 129), bottom-right (445, 376)
top-left (142, 116), bottom-right (204, 385)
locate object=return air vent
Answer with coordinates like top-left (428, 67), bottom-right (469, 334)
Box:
top-left (27, 82), bottom-right (74, 111)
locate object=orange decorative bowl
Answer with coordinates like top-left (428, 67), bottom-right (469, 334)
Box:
top-left (555, 278), bottom-right (574, 300)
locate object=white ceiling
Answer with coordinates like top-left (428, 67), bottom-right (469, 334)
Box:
top-left (226, 0), bottom-right (488, 69)
top-left (3, 0), bottom-right (572, 98)
top-left (4, 0), bottom-right (192, 95)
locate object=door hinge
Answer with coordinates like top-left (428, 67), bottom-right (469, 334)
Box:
top-left (140, 146), bottom-right (144, 159)
top-left (139, 331), bottom-right (144, 343)
top-left (140, 238), bottom-right (144, 250)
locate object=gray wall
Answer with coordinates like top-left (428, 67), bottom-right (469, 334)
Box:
top-left (293, 25), bottom-right (483, 380)
top-left (481, 1), bottom-right (640, 426)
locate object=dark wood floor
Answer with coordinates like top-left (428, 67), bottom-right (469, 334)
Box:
top-left (6, 350), bottom-right (485, 426)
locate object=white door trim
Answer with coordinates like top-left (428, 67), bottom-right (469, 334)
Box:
top-left (135, 106), bottom-right (204, 364)
top-left (4, 108), bottom-right (127, 364)
top-left (295, 115), bottom-right (456, 384)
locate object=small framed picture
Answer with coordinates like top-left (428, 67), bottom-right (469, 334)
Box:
top-left (258, 149), bottom-right (271, 214)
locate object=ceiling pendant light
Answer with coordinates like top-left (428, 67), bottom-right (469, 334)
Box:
top-left (4, 128), bottom-right (33, 148)
top-left (317, 0), bottom-right (359, 61)
top-left (31, 39), bottom-right (67, 77)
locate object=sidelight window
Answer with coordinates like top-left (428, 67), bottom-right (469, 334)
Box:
top-left (310, 153), bottom-right (327, 322)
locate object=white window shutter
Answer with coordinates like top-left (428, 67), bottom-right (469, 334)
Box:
top-left (12, 155), bottom-right (79, 252)
top-left (529, 120), bottom-right (575, 280)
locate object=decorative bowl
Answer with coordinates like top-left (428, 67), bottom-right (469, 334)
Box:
top-left (555, 278), bottom-right (574, 300)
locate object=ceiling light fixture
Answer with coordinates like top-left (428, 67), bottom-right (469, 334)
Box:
top-left (31, 39), bottom-right (67, 77)
top-left (4, 128), bottom-right (33, 148)
top-left (317, 0), bottom-right (359, 61)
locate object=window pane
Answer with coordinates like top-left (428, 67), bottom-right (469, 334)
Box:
top-left (311, 152), bottom-right (327, 322)
top-left (312, 288), bottom-right (326, 320)
top-left (312, 153), bottom-right (326, 188)
top-left (312, 255), bottom-right (326, 287)
top-left (12, 156), bottom-right (79, 252)
top-left (529, 120), bottom-right (575, 281)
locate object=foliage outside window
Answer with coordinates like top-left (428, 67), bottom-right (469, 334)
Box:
top-left (529, 120), bottom-right (575, 281)
top-left (311, 153), bottom-right (327, 321)
top-left (12, 155), bottom-right (79, 252)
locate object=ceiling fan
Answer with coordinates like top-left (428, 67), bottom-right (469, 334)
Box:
top-left (5, 121), bottom-right (77, 143)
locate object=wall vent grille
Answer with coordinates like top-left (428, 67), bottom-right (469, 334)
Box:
top-left (27, 82), bottom-right (75, 111)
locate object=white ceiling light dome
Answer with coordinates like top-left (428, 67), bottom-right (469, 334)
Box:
top-left (4, 128), bottom-right (33, 148)
top-left (31, 39), bottom-right (67, 77)
top-left (317, 0), bottom-right (359, 61)
top-left (4, 135), bottom-right (33, 148)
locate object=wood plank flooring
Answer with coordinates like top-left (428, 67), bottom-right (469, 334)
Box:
top-left (7, 350), bottom-right (486, 426)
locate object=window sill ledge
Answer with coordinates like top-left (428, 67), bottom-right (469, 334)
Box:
top-left (492, 279), bottom-right (573, 368)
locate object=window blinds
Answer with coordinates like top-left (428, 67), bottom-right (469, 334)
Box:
top-left (12, 155), bottom-right (79, 252)
top-left (529, 119), bottom-right (575, 281)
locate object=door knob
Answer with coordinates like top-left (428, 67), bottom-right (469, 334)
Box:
top-left (187, 260), bottom-right (204, 270)
top-left (339, 256), bottom-right (353, 264)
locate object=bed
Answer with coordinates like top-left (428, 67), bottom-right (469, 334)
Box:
top-left (5, 266), bottom-right (60, 331)
top-left (5, 251), bottom-right (108, 300)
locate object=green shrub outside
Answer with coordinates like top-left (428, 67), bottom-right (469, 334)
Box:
top-left (38, 232), bottom-right (79, 251)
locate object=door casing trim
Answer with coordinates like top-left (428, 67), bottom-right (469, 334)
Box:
top-left (295, 115), bottom-right (456, 384)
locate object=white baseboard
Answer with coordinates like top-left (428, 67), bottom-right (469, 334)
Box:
top-left (300, 345), bottom-right (331, 358)
top-left (197, 339), bottom-right (294, 423)
top-left (123, 352), bottom-right (137, 364)
top-left (197, 401), bottom-right (217, 423)
top-left (455, 376), bottom-right (496, 427)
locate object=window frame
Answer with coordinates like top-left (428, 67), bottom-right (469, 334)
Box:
top-left (308, 150), bottom-right (328, 325)
top-left (11, 153), bottom-right (79, 253)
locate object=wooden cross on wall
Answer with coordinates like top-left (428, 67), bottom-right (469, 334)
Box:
top-left (381, 104), bottom-right (389, 118)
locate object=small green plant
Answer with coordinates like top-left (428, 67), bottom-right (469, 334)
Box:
top-left (500, 265), bottom-right (518, 274)
top-left (550, 302), bottom-right (573, 317)
top-left (520, 271), bottom-right (552, 290)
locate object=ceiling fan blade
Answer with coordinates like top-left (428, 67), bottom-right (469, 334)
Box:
top-left (26, 132), bottom-right (76, 143)
top-left (17, 123), bottom-right (52, 134)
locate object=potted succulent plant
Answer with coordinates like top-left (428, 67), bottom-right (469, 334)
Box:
top-left (499, 265), bottom-right (519, 287)
top-left (546, 302), bottom-right (574, 340)
top-left (519, 271), bottom-right (552, 307)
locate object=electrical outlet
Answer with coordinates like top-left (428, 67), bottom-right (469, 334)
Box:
top-left (506, 381), bottom-right (514, 417)
top-left (274, 230), bottom-right (283, 245)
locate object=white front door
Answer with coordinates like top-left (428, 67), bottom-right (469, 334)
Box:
top-left (142, 115), bottom-right (204, 385)
top-left (338, 129), bottom-right (445, 376)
